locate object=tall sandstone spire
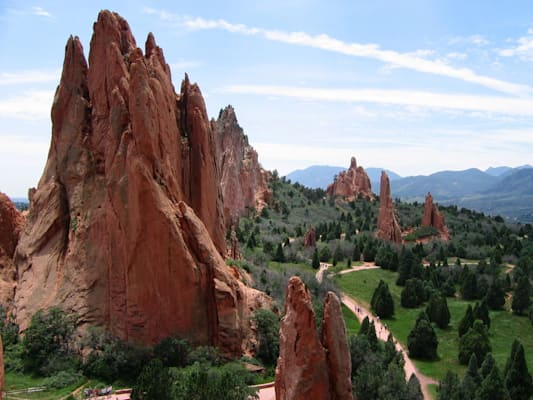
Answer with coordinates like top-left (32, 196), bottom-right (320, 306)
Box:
top-left (422, 192), bottom-right (450, 240)
top-left (13, 10), bottom-right (270, 354)
top-left (275, 276), bottom-right (352, 400)
top-left (326, 157), bottom-right (374, 201)
top-left (376, 171), bottom-right (402, 243)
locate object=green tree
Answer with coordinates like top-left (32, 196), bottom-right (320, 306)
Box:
top-left (22, 307), bottom-right (77, 375)
top-left (437, 370), bottom-right (461, 400)
top-left (461, 270), bottom-right (479, 300)
top-left (396, 247), bottom-right (415, 286)
top-left (476, 364), bottom-right (509, 400)
top-left (407, 374), bottom-right (424, 400)
top-left (407, 312), bottom-right (438, 360)
top-left (458, 305), bottom-right (474, 337)
top-left (252, 309), bottom-right (279, 366)
top-left (486, 280), bottom-right (506, 310)
top-left (426, 292), bottom-right (451, 329)
top-left (0, 305), bottom-right (19, 348)
top-left (458, 320), bottom-right (491, 365)
top-left (460, 354), bottom-right (480, 400)
top-left (273, 243), bottom-right (286, 263)
top-left (512, 275), bottom-right (531, 315)
top-left (371, 280), bottom-right (395, 319)
top-left (319, 246), bottom-right (331, 262)
top-left (473, 299), bottom-right (491, 329)
top-left (311, 248), bottom-right (320, 270)
top-left (153, 337), bottom-right (190, 368)
top-left (332, 245), bottom-right (343, 266)
top-left (132, 359), bottom-right (172, 400)
top-left (503, 340), bottom-right (533, 400)
top-left (479, 353), bottom-right (496, 380)
top-left (359, 316), bottom-right (370, 335)
top-left (401, 278), bottom-right (425, 308)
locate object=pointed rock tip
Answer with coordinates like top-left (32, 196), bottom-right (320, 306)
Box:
top-left (219, 105), bottom-right (238, 122)
top-left (350, 156), bottom-right (357, 169)
top-left (145, 32), bottom-right (157, 56)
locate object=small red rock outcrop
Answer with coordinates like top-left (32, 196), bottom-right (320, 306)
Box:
top-left (326, 157), bottom-right (374, 201)
top-left (422, 192), bottom-right (450, 240)
top-left (13, 10), bottom-right (270, 355)
top-left (376, 171), bottom-right (402, 243)
top-left (275, 276), bottom-right (352, 400)
top-left (0, 193), bottom-right (24, 307)
top-left (303, 227), bottom-right (317, 247)
top-left (213, 106), bottom-right (271, 225)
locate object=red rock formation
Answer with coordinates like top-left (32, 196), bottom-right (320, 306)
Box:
top-left (275, 277), bottom-right (352, 400)
top-left (13, 10), bottom-right (270, 355)
top-left (376, 171), bottom-right (402, 243)
top-left (322, 292), bottom-right (353, 400)
top-left (326, 157), bottom-right (374, 201)
top-left (422, 192), bottom-right (450, 240)
top-left (276, 277), bottom-right (330, 400)
top-left (0, 334), bottom-right (3, 400)
top-left (303, 227), bottom-right (317, 247)
top-left (0, 193), bottom-right (24, 307)
top-left (213, 105), bottom-right (271, 224)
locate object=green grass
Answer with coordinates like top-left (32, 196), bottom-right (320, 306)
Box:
top-left (342, 303), bottom-right (360, 336)
top-left (4, 372), bottom-right (87, 400)
top-left (267, 261), bottom-right (315, 273)
top-left (336, 268), bottom-right (533, 382)
top-left (428, 384), bottom-right (438, 399)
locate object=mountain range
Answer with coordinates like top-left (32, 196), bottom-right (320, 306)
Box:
top-left (286, 164), bottom-right (533, 222)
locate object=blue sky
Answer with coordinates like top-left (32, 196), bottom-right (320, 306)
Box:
top-left (1, 1), bottom-right (533, 197)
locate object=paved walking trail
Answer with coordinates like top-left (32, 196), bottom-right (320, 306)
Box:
top-left (318, 263), bottom-right (437, 400)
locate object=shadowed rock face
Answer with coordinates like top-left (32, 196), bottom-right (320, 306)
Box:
top-left (275, 276), bottom-right (352, 400)
top-left (326, 157), bottom-right (374, 201)
top-left (213, 105), bottom-right (271, 225)
top-left (303, 227), bottom-right (317, 247)
top-left (13, 10), bottom-right (270, 354)
top-left (0, 193), bottom-right (24, 307)
top-left (376, 171), bottom-right (402, 243)
top-left (422, 192), bottom-right (450, 240)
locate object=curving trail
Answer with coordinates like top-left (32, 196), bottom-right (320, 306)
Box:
top-left (317, 263), bottom-right (437, 400)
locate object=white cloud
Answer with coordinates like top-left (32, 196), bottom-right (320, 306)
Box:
top-left (445, 52), bottom-right (468, 61)
top-left (0, 90), bottom-right (54, 120)
top-left (498, 28), bottom-right (533, 62)
top-left (144, 12), bottom-right (532, 95)
top-left (0, 69), bottom-right (60, 85)
top-left (224, 84), bottom-right (533, 116)
top-left (449, 34), bottom-right (490, 46)
top-left (169, 60), bottom-right (202, 71)
top-left (31, 7), bottom-right (52, 18)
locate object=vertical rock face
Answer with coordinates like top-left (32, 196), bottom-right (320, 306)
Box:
top-left (213, 106), bottom-right (271, 225)
top-left (275, 277), bottom-right (352, 400)
top-left (13, 10), bottom-right (270, 354)
top-left (322, 292), bottom-right (353, 400)
top-left (0, 334), bottom-right (3, 400)
top-left (303, 227), bottom-right (317, 247)
top-left (376, 171), bottom-right (402, 243)
top-left (276, 277), bottom-right (330, 400)
top-left (422, 193), bottom-right (450, 240)
top-left (326, 157), bottom-right (374, 201)
top-left (0, 193), bottom-right (24, 307)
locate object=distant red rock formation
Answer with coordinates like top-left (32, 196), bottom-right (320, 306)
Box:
top-left (422, 192), bottom-right (450, 240)
top-left (303, 227), bottom-right (317, 247)
top-left (275, 276), bottom-right (352, 400)
top-left (376, 171), bottom-right (402, 243)
top-left (0, 192), bottom-right (24, 307)
top-left (0, 334), bottom-right (3, 399)
top-left (213, 105), bottom-right (271, 225)
top-left (326, 157), bottom-right (374, 201)
top-left (13, 10), bottom-right (270, 355)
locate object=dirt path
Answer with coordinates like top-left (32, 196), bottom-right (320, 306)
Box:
top-left (317, 263), bottom-right (437, 400)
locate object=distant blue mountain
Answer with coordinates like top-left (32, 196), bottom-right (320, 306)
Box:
top-left (286, 165), bottom-right (401, 190)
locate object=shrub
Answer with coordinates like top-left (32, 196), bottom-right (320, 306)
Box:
top-left (42, 370), bottom-right (83, 389)
top-left (252, 309), bottom-right (279, 366)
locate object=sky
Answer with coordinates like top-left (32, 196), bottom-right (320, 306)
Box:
top-left (1, 1), bottom-right (533, 197)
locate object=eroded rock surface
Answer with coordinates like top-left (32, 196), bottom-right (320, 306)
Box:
top-left (13, 10), bottom-right (269, 355)
top-left (376, 171), bottom-right (402, 243)
top-left (275, 277), bottom-right (352, 400)
top-left (303, 227), bottom-right (317, 247)
top-left (422, 192), bottom-right (450, 240)
top-left (326, 157), bottom-right (374, 201)
top-left (213, 106), bottom-right (271, 224)
top-left (0, 193), bottom-right (24, 307)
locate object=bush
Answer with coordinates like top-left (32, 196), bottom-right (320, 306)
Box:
top-left (252, 309), bottom-right (280, 366)
top-left (132, 359), bottom-right (172, 400)
top-left (42, 370), bottom-right (83, 389)
top-left (153, 336), bottom-right (191, 368)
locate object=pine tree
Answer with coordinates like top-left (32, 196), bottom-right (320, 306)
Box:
top-left (273, 243), bottom-right (286, 263)
top-left (479, 353), bottom-right (496, 380)
top-left (460, 354), bottom-right (480, 400)
top-left (461, 269), bottom-right (479, 300)
top-left (407, 374), bottom-right (424, 400)
top-left (311, 248), bottom-right (320, 269)
top-left (407, 312), bottom-right (438, 360)
top-left (437, 370), bottom-right (461, 400)
top-left (476, 364), bottom-right (509, 400)
top-left (371, 280), bottom-right (395, 319)
top-left (401, 278), bottom-right (425, 308)
top-left (458, 320), bottom-right (491, 365)
top-left (512, 275), bottom-right (531, 315)
top-left (503, 340), bottom-right (533, 400)
top-left (426, 291), bottom-right (451, 329)
top-left (486, 279), bottom-right (506, 310)
top-left (359, 316), bottom-right (370, 335)
top-left (458, 305), bottom-right (474, 337)
top-left (473, 298), bottom-right (491, 329)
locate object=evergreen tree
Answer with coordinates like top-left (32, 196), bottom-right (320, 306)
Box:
top-left (458, 320), bottom-right (491, 365)
top-left (486, 279), bottom-right (506, 310)
top-left (473, 299), bottom-right (491, 329)
top-left (273, 243), bottom-right (286, 262)
top-left (503, 340), bottom-right (533, 400)
top-left (476, 365), bottom-right (509, 400)
top-left (407, 374), bottom-right (424, 400)
top-left (401, 278), bottom-right (425, 308)
top-left (407, 312), bottom-right (438, 360)
top-left (332, 245), bottom-right (343, 266)
top-left (426, 292), bottom-right (451, 329)
top-left (319, 246), bottom-right (331, 262)
top-left (396, 247), bottom-right (414, 286)
top-left (371, 280), bottom-right (395, 319)
top-left (479, 353), bottom-right (496, 380)
top-left (458, 305), bottom-right (474, 337)
top-left (352, 244), bottom-right (361, 262)
top-left (132, 359), bottom-right (172, 400)
top-left (437, 370), bottom-right (461, 400)
top-left (359, 316), bottom-right (370, 335)
top-left (367, 321), bottom-right (379, 351)
top-left (311, 248), bottom-right (320, 270)
top-left (461, 269), bottom-right (479, 300)
top-left (460, 354), bottom-right (480, 400)
top-left (512, 275), bottom-right (531, 315)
